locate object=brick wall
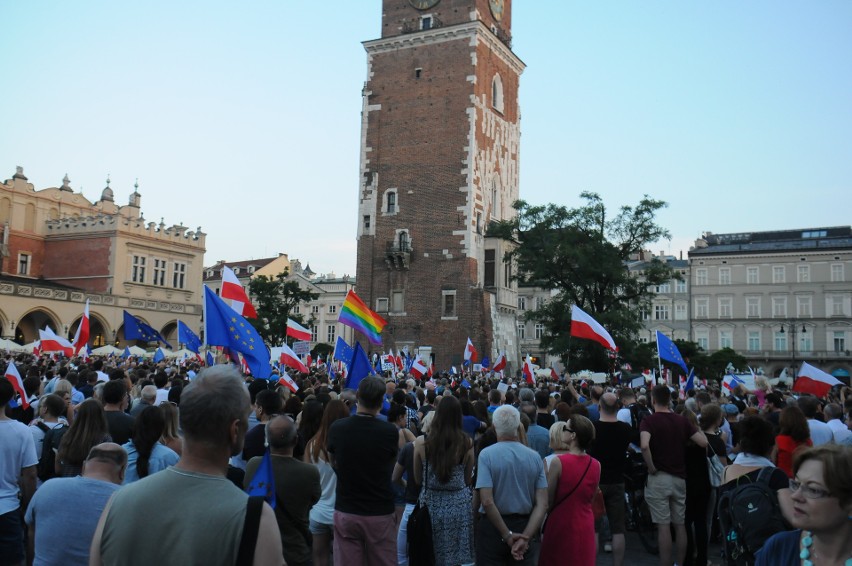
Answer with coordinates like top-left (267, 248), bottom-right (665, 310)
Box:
top-left (5, 234), bottom-right (45, 278)
top-left (42, 236), bottom-right (113, 293)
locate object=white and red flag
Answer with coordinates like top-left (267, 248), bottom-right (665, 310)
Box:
top-left (4, 362), bottom-right (29, 410)
top-left (570, 305), bottom-right (617, 351)
top-left (279, 343), bottom-right (309, 374)
top-left (550, 367), bottom-right (560, 381)
top-left (410, 355), bottom-right (428, 379)
top-left (39, 326), bottom-right (73, 357)
top-left (220, 265), bottom-right (258, 318)
top-left (522, 355), bottom-right (535, 384)
top-left (286, 318), bottom-right (312, 342)
top-left (71, 299), bottom-right (90, 355)
top-left (793, 362), bottom-right (842, 398)
top-left (464, 337), bottom-right (478, 363)
top-left (492, 352), bottom-right (507, 373)
top-left (279, 372), bottom-right (300, 393)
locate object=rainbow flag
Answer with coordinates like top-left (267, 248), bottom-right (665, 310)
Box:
top-left (338, 290), bottom-right (387, 345)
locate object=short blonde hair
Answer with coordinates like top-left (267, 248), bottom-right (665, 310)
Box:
top-left (549, 421), bottom-right (570, 452)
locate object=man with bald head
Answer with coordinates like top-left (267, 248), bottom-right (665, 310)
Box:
top-left (245, 415), bottom-right (321, 566)
top-left (25, 443), bottom-right (126, 566)
top-left (130, 384), bottom-right (157, 418)
top-left (588, 392), bottom-right (633, 566)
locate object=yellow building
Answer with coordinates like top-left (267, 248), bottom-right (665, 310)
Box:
top-left (0, 166), bottom-right (206, 348)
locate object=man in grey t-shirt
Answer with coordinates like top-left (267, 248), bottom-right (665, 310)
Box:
top-left (25, 443), bottom-right (126, 566)
top-left (475, 405), bottom-right (548, 565)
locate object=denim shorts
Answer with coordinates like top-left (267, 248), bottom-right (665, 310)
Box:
top-left (309, 517), bottom-right (334, 535)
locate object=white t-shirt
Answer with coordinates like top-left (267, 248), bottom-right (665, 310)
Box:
top-left (616, 407), bottom-right (632, 425)
top-left (0, 419), bottom-right (39, 514)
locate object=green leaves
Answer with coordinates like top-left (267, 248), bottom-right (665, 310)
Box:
top-left (247, 271), bottom-right (319, 347)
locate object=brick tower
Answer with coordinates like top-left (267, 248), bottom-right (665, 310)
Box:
top-left (355, 0), bottom-right (523, 370)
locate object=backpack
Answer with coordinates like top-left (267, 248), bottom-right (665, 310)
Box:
top-left (717, 467), bottom-right (788, 565)
top-left (37, 423), bottom-right (68, 482)
top-left (628, 403), bottom-right (651, 430)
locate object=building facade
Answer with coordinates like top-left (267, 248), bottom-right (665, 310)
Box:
top-left (0, 167), bottom-right (206, 347)
top-left (626, 252), bottom-right (692, 343)
top-left (688, 227), bottom-right (852, 377)
top-left (355, 0), bottom-right (522, 369)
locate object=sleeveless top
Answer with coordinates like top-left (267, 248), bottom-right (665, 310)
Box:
top-left (100, 467), bottom-right (248, 565)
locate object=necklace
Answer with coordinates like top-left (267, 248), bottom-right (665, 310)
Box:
top-left (800, 530), bottom-right (852, 566)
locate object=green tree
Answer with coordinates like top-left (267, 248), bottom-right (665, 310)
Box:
top-left (248, 271), bottom-right (319, 347)
top-left (491, 192), bottom-right (676, 372)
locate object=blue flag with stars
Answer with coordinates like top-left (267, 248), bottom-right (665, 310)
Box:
top-left (177, 321), bottom-right (202, 353)
top-left (123, 311), bottom-right (173, 349)
top-left (122, 346), bottom-right (131, 359)
top-left (333, 336), bottom-right (354, 365)
top-left (204, 286), bottom-right (271, 379)
top-left (153, 348), bottom-right (165, 363)
top-left (656, 331), bottom-right (689, 375)
top-left (205, 350), bottom-right (215, 366)
top-left (245, 448), bottom-right (276, 509)
top-left (684, 367), bottom-right (695, 391)
top-left (345, 341), bottom-right (376, 390)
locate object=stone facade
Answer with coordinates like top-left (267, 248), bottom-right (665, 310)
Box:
top-left (355, 0), bottom-right (522, 369)
top-left (0, 167), bottom-right (206, 347)
top-left (688, 227), bottom-right (852, 377)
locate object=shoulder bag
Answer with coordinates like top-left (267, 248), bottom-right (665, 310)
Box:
top-left (541, 455), bottom-right (592, 536)
top-left (707, 441), bottom-right (725, 488)
top-left (408, 450), bottom-right (435, 566)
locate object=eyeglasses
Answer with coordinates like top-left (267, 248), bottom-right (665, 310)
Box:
top-left (789, 479), bottom-right (832, 500)
top-left (564, 427), bottom-right (574, 433)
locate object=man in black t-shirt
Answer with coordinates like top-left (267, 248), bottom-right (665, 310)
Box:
top-left (589, 392), bottom-right (633, 566)
top-left (328, 376), bottom-right (399, 566)
top-left (102, 380), bottom-right (135, 446)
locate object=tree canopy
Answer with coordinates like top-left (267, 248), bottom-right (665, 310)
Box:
top-left (490, 192), bottom-right (676, 372)
top-left (248, 271), bottom-right (319, 347)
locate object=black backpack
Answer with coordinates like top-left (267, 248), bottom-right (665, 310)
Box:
top-left (628, 403), bottom-right (651, 430)
top-left (37, 423), bottom-right (68, 482)
top-left (717, 466), bottom-right (789, 565)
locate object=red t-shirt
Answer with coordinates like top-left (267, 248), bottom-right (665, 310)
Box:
top-left (639, 411), bottom-right (698, 479)
top-left (775, 435), bottom-right (812, 478)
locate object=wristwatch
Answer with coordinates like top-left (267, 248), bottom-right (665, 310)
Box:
top-left (503, 530), bottom-right (514, 543)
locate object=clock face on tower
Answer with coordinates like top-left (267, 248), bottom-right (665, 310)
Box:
top-left (409, 0), bottom-right (440, 9)
top-left (489, 0), bottom-right (504, 21)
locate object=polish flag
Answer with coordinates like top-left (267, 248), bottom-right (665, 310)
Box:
top-left (410, 355), bottom-right (428, 378)
top-left (39, 326), bottom-right (74, 357)
top-left (220, 265), bottom-right (258, 318)
top-left (286, 318), bottom-right (312, 342)
top-left (522, 355), bottom-right (535, 384)
top-left (570, 305), bottom-right (617, 351)
top-left (427, 361), bottom-right (435, 378)
top-left (4, 362), bottom-right (29, 410)
top-left (305, 354), bottom-right (313, 369)
top-left (239, 354), bottom-right (251, 375)
top-left (279, 343), bottom-right (309, 374)
top-left (551, 367), bottom-right (560, 381)
top-left (464, 338), bottom-right (478, 363)
top-left (71, 299), bottom-right (90, 355)
top-left (395, 351), bottom-right (404, 371)
top-left (492, 352), bottom-right (507, 373)
top-left (279, 372), bottom-right (300, 393)
top-left (793, 362), bottom-right (842, 398)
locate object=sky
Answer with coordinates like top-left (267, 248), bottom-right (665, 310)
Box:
top-left (2, 1), bottom-right (850, 277)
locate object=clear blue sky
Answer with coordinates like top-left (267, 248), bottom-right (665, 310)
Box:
top-left (2, 1), bottom-right (850, 276)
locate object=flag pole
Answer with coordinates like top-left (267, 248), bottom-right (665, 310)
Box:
top-left (655, 331), bottom-right (664, 386)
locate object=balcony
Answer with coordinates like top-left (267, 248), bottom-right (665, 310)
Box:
top-left (385, 242), bottom-right (412, 270)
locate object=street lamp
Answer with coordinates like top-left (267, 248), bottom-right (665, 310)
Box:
top-left (780, 321), bottom-right (806, 374)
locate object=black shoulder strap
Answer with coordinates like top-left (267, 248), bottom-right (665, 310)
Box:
top-left (35, 421), bottom-right (50, 434)
top-left (237, 496), bottom-right (264, 566)
top-left (550, 455), bottom-right (592, 513)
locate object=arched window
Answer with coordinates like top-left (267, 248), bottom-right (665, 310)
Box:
top-left (399, 231), bottom-right (409, 251)
top-left (492, 74), bottom-right (504, 113)
top-left (385, 189), bottom-right (398, 214)
top-left (23, 203), bottom-right (36, 232)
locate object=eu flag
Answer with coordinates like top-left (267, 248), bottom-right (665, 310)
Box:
top-left (333, 336), bottom-right (354, 365)
top-left (345, 341), bottom-right (375, 390)
top-left (153, 348), bottom-right (165, 363)
top-left (480, 356), bottom-right (491, 370)
top-left (122, 347), bottom-right (131, 359)
top-left (245, 448), bottom-right (276, 509)
top-left (204, 286), bottom-right (271, 379)
top-left (656, 331), bottom-right (689, 375)
top-left (178, 321), bottom-right (202, 353)
top-left (205, 350), bottom-right (215, 366)
top-left (123, 311), bottom-right (173, 349)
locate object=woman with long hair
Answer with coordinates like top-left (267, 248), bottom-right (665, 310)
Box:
top-left (295, 398), bottom-right (323, 460)
top-left (303, 399), bottom-right (349, 566)
top-left (539, 415), bottom-right (601, 566)
top-left (413, 394), bottom-right (475, 566)
top-left (774, 406), bottom-right (812, 478)
top-left (123, 405), bottom-right (179, 484)
top-left (159, 402), bottom-right (183, 456)
top-left (55, 398), bottom-right (110, 477)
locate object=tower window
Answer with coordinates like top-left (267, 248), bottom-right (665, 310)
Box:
top-left (363, 215), bottom-right (371, 229)
top-left (385, 190), bottom-right (398, 214)
top-left (484, 249), bottom-right (496, 287)
top-left (421, 16), bottom-right (432, 30)
top-left (492, 74), bottom-right (504, 114)
top-left (415, 68), bottom-right (422, 79)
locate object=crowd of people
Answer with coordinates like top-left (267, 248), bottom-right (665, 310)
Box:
top-left (2, 352), bottom-right (852, 566)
